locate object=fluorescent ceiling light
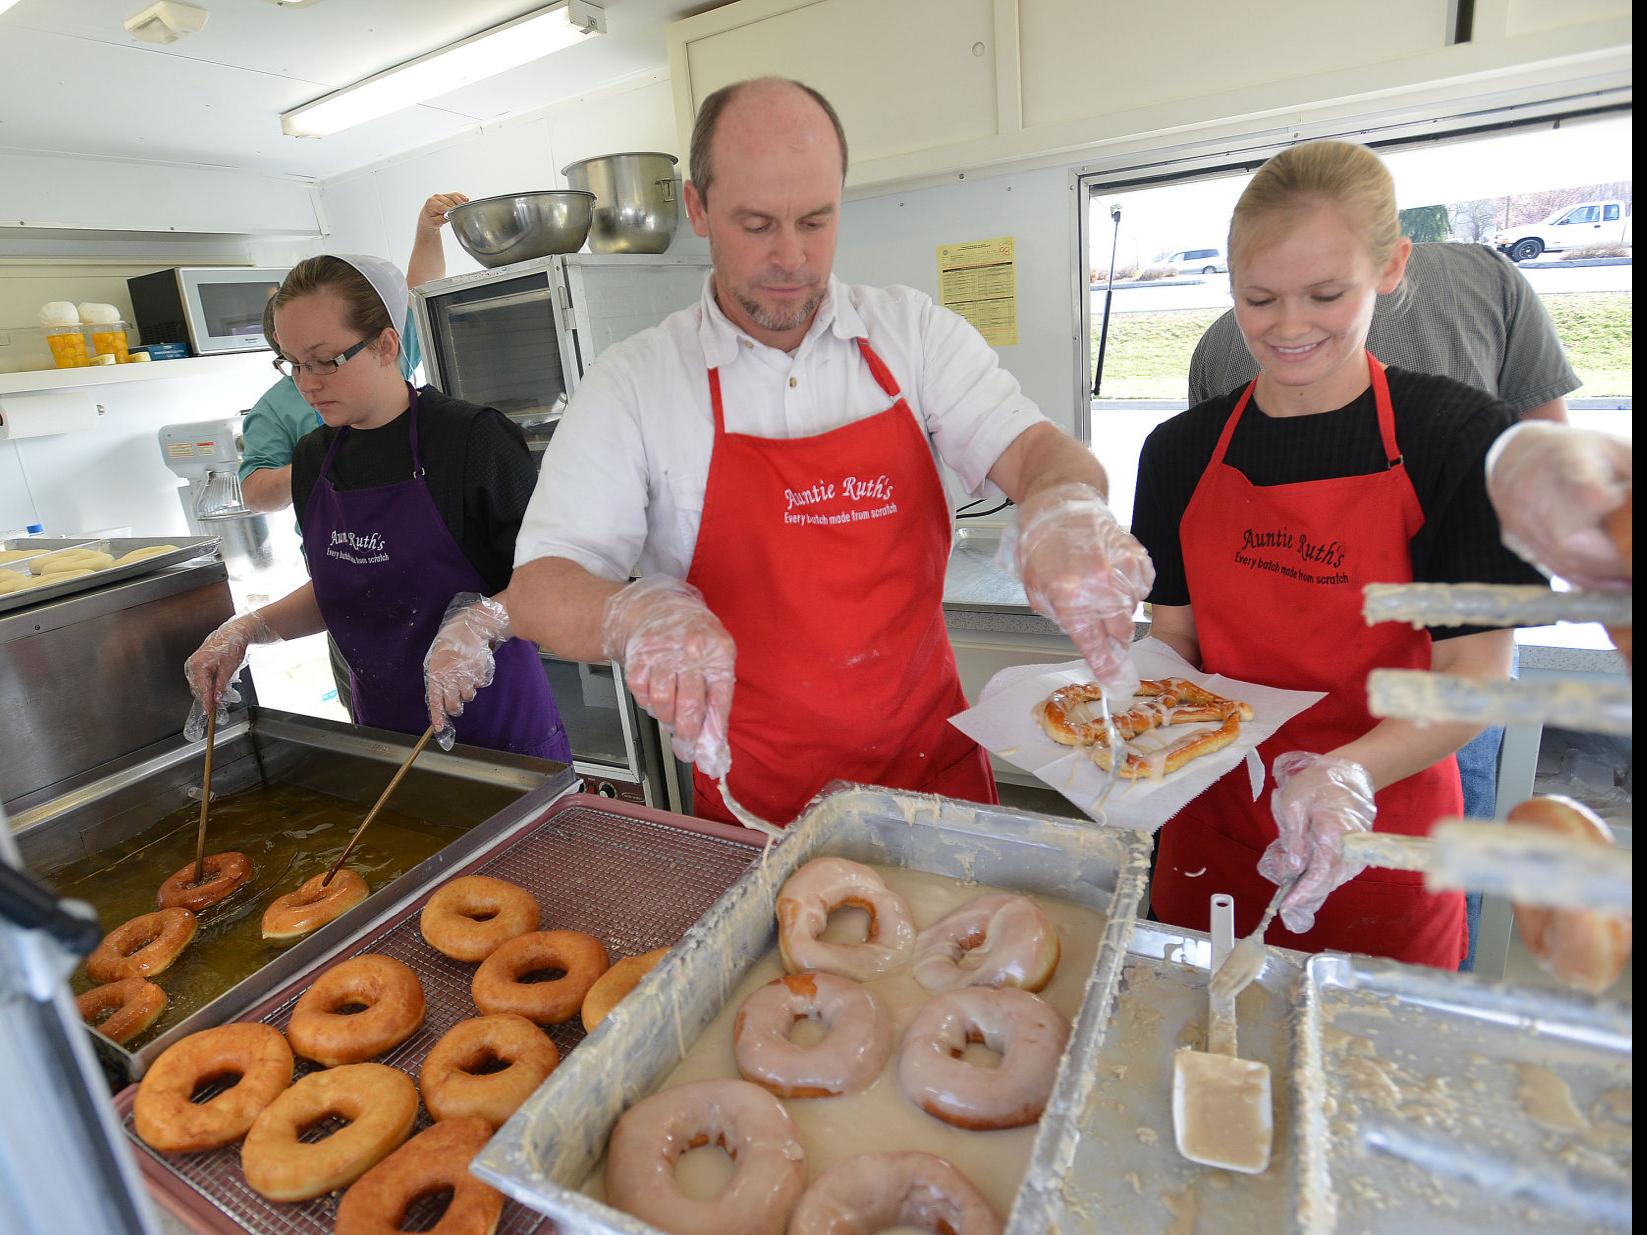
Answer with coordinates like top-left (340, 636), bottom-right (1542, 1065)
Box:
top-left (282, 0), bottom-right (605, 138)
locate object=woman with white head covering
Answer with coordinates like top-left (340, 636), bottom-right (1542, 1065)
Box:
top-left (184, 254), bottom-right (570, 761)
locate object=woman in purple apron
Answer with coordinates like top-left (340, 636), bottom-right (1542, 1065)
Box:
top-left (183, 254), bottom-right (569, 763)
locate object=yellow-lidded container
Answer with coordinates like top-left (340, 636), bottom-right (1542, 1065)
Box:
top-left (47, 326), bottom-right (90, 368)
top-left (87, 322), bottom-right (132, 363)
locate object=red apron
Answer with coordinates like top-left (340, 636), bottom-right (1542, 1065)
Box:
top-left (1152, 354), bottom-right (1465, 970)
top-left (685, 336), bottom-right (997, 826)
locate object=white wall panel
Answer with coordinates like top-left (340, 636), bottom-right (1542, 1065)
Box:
top-left (1018, 0), bottom-right (1451, 131)
top-left (677, 0), bottom-right (1000, 164)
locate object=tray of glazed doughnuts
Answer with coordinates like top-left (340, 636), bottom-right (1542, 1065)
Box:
top-left (472, 782), bottom-right (1154, 1235)
top-left (0, 535), bottom-right (218, 614)
top-left (109, 793), bottom-right (763, 1235)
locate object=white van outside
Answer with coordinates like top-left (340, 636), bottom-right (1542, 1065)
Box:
top-left (1494, 200), bottom-right (1631, 262)
top-left (1160, 247), bottom-right (1227, 275)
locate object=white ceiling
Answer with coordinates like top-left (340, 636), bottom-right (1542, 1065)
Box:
top-left (0, 0), bottom-right (720, 182)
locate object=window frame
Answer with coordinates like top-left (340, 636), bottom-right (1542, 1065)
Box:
top-left (1069, 95), bottom-right (1631, 443)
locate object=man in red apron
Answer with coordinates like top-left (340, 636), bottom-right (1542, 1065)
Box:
top-left (499, 77), bottom-right (1154, 825)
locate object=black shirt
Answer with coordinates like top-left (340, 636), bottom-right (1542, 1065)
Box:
top-left (1130, 367), bottom-right (1544, 639)
top-left (292, 386), bottom-right (537, 594)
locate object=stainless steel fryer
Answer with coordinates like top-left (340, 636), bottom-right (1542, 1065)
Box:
top-left (111, 793), bottom-right (761, 1235)
top-left (15, 706), bottom-right (578, 1080)
top-left (472, 782), bottom-right (1153, 1235)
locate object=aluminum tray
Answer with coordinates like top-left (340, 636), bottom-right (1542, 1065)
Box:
top-left (0, 536), bottom-right (219, 615)
top-left (112, 793), bottom-right (761, 1235)
top-left (473, 782), bottom-right (1153, 1235)
top-left (1015, 920), bottom-right (1308, 1234)
top-left (1296, 954), bottom-right (1632, 1234)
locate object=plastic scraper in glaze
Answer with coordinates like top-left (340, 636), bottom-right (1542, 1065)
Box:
top-left (1172, 892), bottom-right (1274, 1175)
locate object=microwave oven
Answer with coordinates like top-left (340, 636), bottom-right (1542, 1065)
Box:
top-left (127, 267), bottom-right (288, 355)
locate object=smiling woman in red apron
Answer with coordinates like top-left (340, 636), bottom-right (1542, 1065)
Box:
top-left (183, 255), bottom-right (569, 764)
top-left (1130, 142), bottom-right (1541, 970)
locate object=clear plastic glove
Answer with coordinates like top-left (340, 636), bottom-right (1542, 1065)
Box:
top-left (183, 611), bottom-right (280, 741)
top-left (424, 592), bottom-right (511, 751)
top-left (602, 577), bottom-right (735, 779)
top-left (1486, 422), bottom-right (1632, 591)
top-left (999, 482), bottom-right (1155, 697)
top-left (1257, 751), bottom-right (1376, 934)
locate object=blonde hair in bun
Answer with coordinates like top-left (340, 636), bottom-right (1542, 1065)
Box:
top-left (1229, 140), bottom-right (1403, 276)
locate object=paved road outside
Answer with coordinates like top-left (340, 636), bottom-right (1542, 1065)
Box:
top-left (1091, 259), bottom-right (1633, 314)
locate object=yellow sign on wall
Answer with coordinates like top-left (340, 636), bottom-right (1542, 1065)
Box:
top-left (937, 235), bottom-right (1018, 347)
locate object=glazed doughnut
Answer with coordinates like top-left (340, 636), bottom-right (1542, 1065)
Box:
top-left (76, 978), bottom-right (167, 1045)
top-left (582, 946), bottom-right (670, 1030)
top-left (471, 929), bottom-right (609, 1026)
top-left (897, 987), bottom-right (1070, 1130)
top-left (419, 875), bottom-right (539, 962)
top-left (156, 851), bottom-right (253, 912)
top-left (1509, 796), bottom-right (1632, 994)
top-left (420, 1013), bottom-right (559, 1126)
top-left (262, 867), bottom-right (369, 940)
top-left (85, 907), bottom-right (197, 982)
top-left (733, 972), bottom-right (891, 1098)
top-left (912, 893), bottom-right (1060, 993)
top-left (788, 1151), bottom-right (1002, 1235)
top-left (335, 1115), bottom-right (504, 1235)
top-left (776, 858), bottom-right (915, 981)
top-left (604, 1078), bottom-right (807, 1235)
top-left (133, 1023), bottom-right (294, 1153)
top-left (29, 548), bottom-right (114, 575)
top-left (241, 1062), bottom-right (419, 1202)
top-left (286, 954), bottom-right (426, 1066)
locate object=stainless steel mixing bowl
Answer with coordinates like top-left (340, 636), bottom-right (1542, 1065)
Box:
top-left (561, 152), bottom-right (681, 254)
top-left (445, 191), bottom-right (595, 268)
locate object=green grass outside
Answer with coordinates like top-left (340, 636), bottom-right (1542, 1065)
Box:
top-left (1090, 291), bottom-right (1632, 400)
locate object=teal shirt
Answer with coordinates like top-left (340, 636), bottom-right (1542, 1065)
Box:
top-left (238, 309), bottom-right (423, 481)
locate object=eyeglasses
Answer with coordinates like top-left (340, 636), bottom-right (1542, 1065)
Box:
top-left (272, 336), bottom-right (373, 379)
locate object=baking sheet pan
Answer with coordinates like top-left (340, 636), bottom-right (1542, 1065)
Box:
top-left (472, 782), bottom-right (1153, 1235)
top-left (1296, 953), bottom-right (1632, 1234)
top-left (111, 793), bottom-right (760, 1235)
top-left (0, 536), bottom-right (219, 615)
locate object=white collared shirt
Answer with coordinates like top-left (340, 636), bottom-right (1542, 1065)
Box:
top-left (515, 274), bottom-right (1049, 580)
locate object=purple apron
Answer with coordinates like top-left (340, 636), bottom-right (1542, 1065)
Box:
top-left (302, 384), bottom-right (570, 762)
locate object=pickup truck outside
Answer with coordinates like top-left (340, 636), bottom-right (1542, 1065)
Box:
top-left (1495, 200), bottom-right (1632, 262)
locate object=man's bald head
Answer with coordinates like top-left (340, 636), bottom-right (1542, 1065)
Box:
top-left (688, 76), bottom-right (849, 204)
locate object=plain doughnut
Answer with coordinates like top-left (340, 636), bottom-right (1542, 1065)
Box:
top-left (262, 868), bottom-right (369, 940)
top-left (156, 851), bottom-right (253, 912)
top-left (897, 987), bottom-right (1070, 1130)
top-left (420, 1013), bottom-right (559, 1127)
top-left (133, 1023), bottom-right (294, 1153)
top-left (788, 1151), bottom-right (1002, 1235)
top-left (29, 548), bottom-right (114, 575)
top-left (85, 907), bottom-right (197, 982)
top-left (113, 544), bottom-right (180, 566)
top-left (912, 893), bottom-right (1061, 993)
top-left (286, 954), bottom-right (426, 1066)
top-left (471, 929), bottom-right (609, 1026)
top-left (581, 947), bottom-right (670, 1030)
top-left (604, 1078), bottom-right (807, 1235)
top-left (733, 972), bottom-right (891, 1098)
top-left (419, 875), bottom-right (539, 962)
top-left (76, 978), bottom-right (167, 1045)
top-left (335, 1115), bottom-right (505, 1235)
top-left (241, 1062), bottom-right (419, 1202)
top-left (1509, 795), bottom-right (1632, 993)
top-left (776, 857), bottom-right (915, 981)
